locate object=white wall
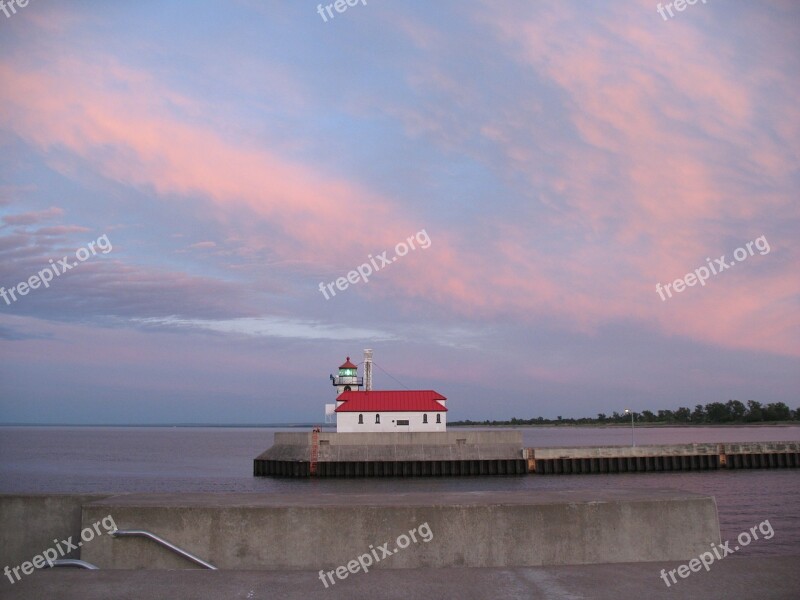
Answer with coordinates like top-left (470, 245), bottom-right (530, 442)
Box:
top-left (337, 411), bottom-right (446, 433)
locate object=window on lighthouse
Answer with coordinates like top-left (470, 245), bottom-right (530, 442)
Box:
top-left (375, 414), bottom-right (380, 424)
top-left (436, 414), bottom-right (441, 424)
top-left (358, 414), bottom-right (363, 424)
top-left (423, 414), bottom-right (428, 424)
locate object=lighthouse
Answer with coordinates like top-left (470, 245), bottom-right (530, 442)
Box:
top-left (327, 350), bottom-right (447, 433)
top-left (325, 356), bottom-right (363, 423)
top-left (330, 356), bottom-right (363, 394)
top-left (256, 351), bottom-right (527, 478)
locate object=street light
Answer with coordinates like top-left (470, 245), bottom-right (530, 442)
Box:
top-left (624, 408), bottom-right (635, 447)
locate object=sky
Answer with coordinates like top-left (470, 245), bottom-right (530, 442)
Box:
top-left (0, 0), bottom-right (798, 425)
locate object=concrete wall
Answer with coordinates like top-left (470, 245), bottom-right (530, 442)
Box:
top-left (80, 490), bottom-right (720, 570)
top-left (0, 494), bottom-right (110, 570)
top-left (274, 431), bottom-right (522, 446)
top-left (722, 441), bottom-right (799, 454)
top-left (314, 444), bottom-right (521, 462)
top-left (532, 441), bottom-right (800, 459)
top-left (257, 431), bottom-right (524, 462)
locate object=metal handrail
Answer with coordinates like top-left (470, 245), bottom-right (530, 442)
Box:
top-left (111, 529), bottom-right (217, 570)
top-left (49, 559), bottom-right (99, 569)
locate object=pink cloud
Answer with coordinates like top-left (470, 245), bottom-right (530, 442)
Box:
top-left (2, 207), bottom-right (64, 225)
top-left (187, 241), bottom-right (217, 250)
top-left (33, 225), bottom-right (91, 235)
top-left (1, 5), bottom-right (797, 358)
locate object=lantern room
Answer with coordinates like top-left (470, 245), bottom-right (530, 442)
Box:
top-left (330, 356), bottom-right (363, 395)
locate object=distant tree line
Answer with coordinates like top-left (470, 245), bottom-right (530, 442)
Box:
top-left (450, 400), bottom-right (799, 426)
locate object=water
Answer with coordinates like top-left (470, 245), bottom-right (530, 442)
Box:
top-left (1, 426), bottom-right (799, 556)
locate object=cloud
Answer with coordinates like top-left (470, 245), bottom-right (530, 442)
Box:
top-left (0, 3), bottom-right (797, 358)
top-left (32, 225), bottom-right (92, 236)
top-left (1, 260), bottom-right (257, 323)
top-left (0, 227), bottom-right (258, 323)
top-left (0, 323), bottom-right (52, 341)
top-left (134, 316), bottom-right (399, 342)
top-left (0, 56), bottom-right (418, 260)
top-left (2, 207), bottom-right (64, 226)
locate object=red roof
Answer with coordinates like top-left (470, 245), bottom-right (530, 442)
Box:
top-left (339, 356), bottom-right (358, 369)
top-left (335, 390), bottom-right (447, 412)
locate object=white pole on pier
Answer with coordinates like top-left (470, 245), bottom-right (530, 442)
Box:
top-left (364, 349), bottom-right (373, 391)
top-left (624, 408), bottom-right (635, 447)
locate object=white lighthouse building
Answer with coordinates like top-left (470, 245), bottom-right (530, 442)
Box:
top-left (326, 351), bottom-right (447, 433)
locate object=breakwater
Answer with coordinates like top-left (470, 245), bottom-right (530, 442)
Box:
top-left (254, 434), bottom-right (800, 478)
top-left (527, 442), bottom-right (800, 475)
top-left (254, 431), bottom-right (526, 477)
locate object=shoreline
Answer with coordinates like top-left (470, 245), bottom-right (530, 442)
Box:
top-left (449, 422), bottom-right (800, 428)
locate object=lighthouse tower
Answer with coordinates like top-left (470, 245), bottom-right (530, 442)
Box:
top-left (326, 357), bottom-right (363, 423)
top-left (331, 357), bottom-right (363, 395)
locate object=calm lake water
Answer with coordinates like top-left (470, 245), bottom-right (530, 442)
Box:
top-left (1, 425), bottom-right (799, 556)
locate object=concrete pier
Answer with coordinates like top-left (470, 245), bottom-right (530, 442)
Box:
top-left (527, 441), bottom-right (800, 474)
top-left (254, 431), bottom-right (526, 478)
top-left (255, 434), bottom-right (800, 478)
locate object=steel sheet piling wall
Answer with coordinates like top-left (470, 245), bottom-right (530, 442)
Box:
top-left (527, 444), bottom-right (799, 475)
top-left (253, 458), bottom-right (528, 478)
top-left (254, 439), bottom-right (799, 478)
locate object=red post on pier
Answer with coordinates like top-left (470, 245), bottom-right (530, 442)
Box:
top-left (310, 427), bottom-right (320, 476)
